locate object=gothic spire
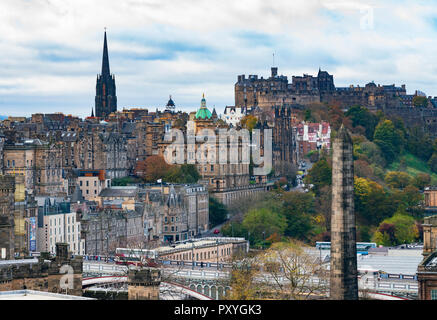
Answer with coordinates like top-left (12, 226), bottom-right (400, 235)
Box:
top-left (102, 31), bottom-right (110, 76)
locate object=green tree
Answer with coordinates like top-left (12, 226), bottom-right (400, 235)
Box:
top-left (356, 141), bottom-right (386, 168)
top-left (354, 177), bottom-right (392, 225)
top-left (406, 127), bottom-right (434, 162)
top-left (304, 109), bottom-right (314, 122)
top-left (413, 173), bottom-right (431, 190)
top-left (304, 159), bottom-right (332, 195)
top-left (373, 212), bottom-right (418, 246)
top-left (384, 171), bottom-right (412, 189)
top-left (373, 119), bottom-right (404, 164)
top-left (281, 192), bottom-right (315, 241)
top-left (164, 164), bottom-right (200, 183)
top-left (242, 208), bottom-right (287, 247)
top-left (345, 105), bottom-right (379, 140)
top-left (209, 197), bottom-right (228, 227)
top-left (428, 153), bottom-right (437, 174)
top-left (412, 96), bottom-right (429, 108)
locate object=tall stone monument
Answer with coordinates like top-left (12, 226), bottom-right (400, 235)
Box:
top-left (330, 125), bottom-right (358, 300)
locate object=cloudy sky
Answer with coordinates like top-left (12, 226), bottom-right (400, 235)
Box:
top-left (1, 0), bottom-right (437, 118)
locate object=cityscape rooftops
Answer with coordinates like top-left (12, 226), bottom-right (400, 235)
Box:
top-left (99, 186), bottom-right (139, 198)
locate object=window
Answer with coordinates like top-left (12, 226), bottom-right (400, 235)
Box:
top-left (432, 290), bottom-right (437, 300)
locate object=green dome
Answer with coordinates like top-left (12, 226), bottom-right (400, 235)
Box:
top-left (195, 94), bottom-right (212, 119)
top-left (195, 107), bottom-right (212, 120)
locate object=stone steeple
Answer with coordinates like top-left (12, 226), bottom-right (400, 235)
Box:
top-left (101, 31), bottom-right (110, 76)
top-left (95, 31), bottom-right (117, 118)
top-left (330, 124), bottom-right (358, 300)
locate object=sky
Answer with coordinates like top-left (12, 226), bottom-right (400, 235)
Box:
top-left (1, 0), bottom-right (437, 118)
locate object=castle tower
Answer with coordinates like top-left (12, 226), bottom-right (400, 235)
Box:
top-left (330, 125), bottom-right (358, 300)
top-left (95, 31), bottom-right (117, 118)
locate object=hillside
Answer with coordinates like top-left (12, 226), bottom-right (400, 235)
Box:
top-left (388, 152), bottom-right (437, 185)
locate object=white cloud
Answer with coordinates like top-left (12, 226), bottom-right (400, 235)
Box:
top-left (0, 0), bottom-right (437, 117)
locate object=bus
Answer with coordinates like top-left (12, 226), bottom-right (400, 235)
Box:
top-left (115, 248), bottom-right (158, 267)
top-left (316, 242), bottom-right (377, 254)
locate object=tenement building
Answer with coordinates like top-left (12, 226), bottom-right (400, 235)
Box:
top-left (143, 184), bottom-right (209, 243)
top-left (0, 175), bottom-right (15, 260)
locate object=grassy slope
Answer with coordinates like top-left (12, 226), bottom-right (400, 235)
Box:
top-left (388, 152), bottom-right (437, 184)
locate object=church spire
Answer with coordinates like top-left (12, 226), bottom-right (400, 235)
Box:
top-left (102, 30), bottom-right (110, 76)
top-left (95, 29), bottom-right (117, 119)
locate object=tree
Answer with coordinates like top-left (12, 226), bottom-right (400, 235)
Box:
top-left (384, 171), bottom-right (411, 189)
top-left (165, 164), bottom-right (200, 183)
top-left (373, 119), bottom-right (404, 164)
top-left (226, 255), bottom-right (260, 300)
top-left (345, 105), bottom-right (379, 140)
top-left (258, 240), bottom-right (329, 300)
top-left (209, 197), bottom-right (228, 227)
top-left (354, 159), bottom-right (374, 179)
top-left (354, 177), bottom-right (391, 225)
top-left (372, 212), bottom-right (419, 246)
top-left (304, 159), bottom-right (332, 195)
top-left (314, 185), bottom-right (331, 232)
top-left (355, 141), bottom-right (386, 168)
top-left (412, 96), bottom-right (429, 108)
top-left (240, 115), bottom-right (258, 131)
top-left (406, 127), bottom-right (434, 162)
top-left (242, 207), bottom-right (287, 247)
top-left (413, 173), bottom-right (431, 190)
top-left (135, 156), bottom-right (172, 183)
top-left (428, 152), bottom-right (437, 173)
top-left (281, 192), bottom-right (315, 241)
top-left (304, 109), bottom-right (314, 122)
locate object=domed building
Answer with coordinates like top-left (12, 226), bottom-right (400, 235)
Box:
top-left (193, 94), bottom-right (214, 133)
top-left (195, 94), bottom-right (212, 120)
top-left (165, 95), bottom-right (176, 112)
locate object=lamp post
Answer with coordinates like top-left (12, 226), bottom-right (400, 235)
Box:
top-left (216, 239), bottom-right (219, 270)
top-left (192, 242), bottom-right (194, 270)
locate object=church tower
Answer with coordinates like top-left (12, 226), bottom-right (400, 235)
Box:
top-left (330, 125), bottom-right (358, 300)
top-left (95, 31), bottom-right (117, 118)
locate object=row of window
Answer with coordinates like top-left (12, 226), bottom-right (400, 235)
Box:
top-left (49, 216), bottom-right (76, 226)
top-left (168, 247), bottom-right (232, 261)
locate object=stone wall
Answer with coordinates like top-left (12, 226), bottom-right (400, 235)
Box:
top-left (128, 268), bottom-right (161, 300)
top-left (0, 243), bottom-right (83, 296)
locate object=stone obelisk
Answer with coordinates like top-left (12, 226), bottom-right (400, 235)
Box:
top-left (330, 124), bottom-right (358, 300)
